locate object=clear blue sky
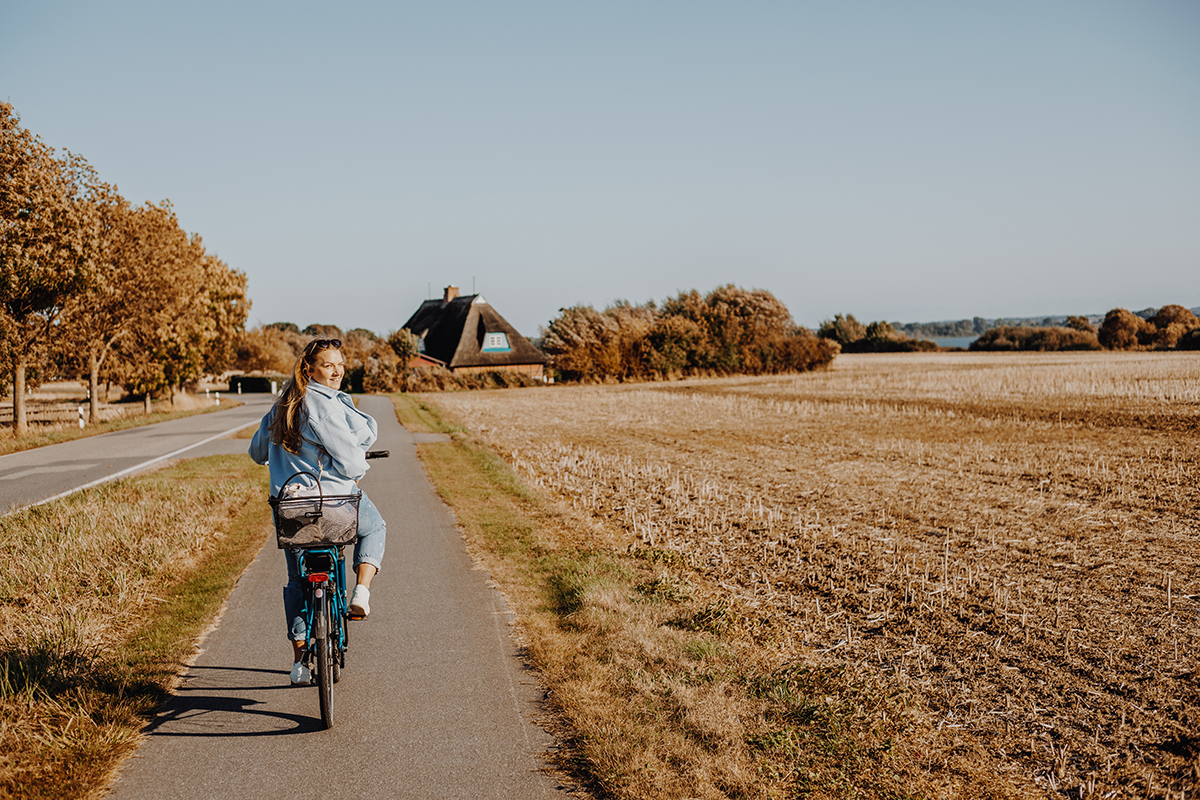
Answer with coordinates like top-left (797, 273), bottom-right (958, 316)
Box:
top-left (3, 1), bottom-right (1197, 336)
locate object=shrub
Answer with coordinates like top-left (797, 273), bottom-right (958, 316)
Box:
top-left (817, 313), bottom-right (867, 347)
top-left (1177, 328), bottom-right (1200, 351)
top-left (645, 315), bottom-right (705, 376)
top-left (1147, 305), bottom-right (1200, 348)
top-left (361, 363), bottom-right (538, 393)
top-left (1065, 315), bottom-right (1095, 333)
top-left (771, 329), bottom-right (841, 371)
top-left (387, 329), bottom-right (420, 362)
top-left (302, 323), bottom-right (343, 339)
top-left (542, 285), bottom-right (833, 383)
top-left (819, 314), bottom-right (936, 353)
top-left (1098, 309), bottom-right (1146, 350)
top-left (541, 305), bottom-right (622, 382)
top-left (234, 326), bottom-right (300, 374)
top-left (970, 326), bottom-right (1101, 352)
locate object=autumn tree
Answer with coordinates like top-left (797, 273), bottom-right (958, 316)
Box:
top-left (266, 321), bottom-right (301, 334)
top-left (104, 208), bottom-right (248, 407)
top-left (542, 305), bottom-right (621, 382)
top-left (1147, 305), bottom-right (1199, 348)
top-left (970, 326), bottom-right (1100, 351)
top-left (700, 285), bottom-right (795, 373)
top-left (544, 286), bottom-right (836, 381)
top-left (1065, 315), bottom-right (1095, 333)
top-left (0, 102), bottom-right (99, 435)
top-left (201, 251), bottom-right (250, 375)
top-left (604, 301), bottom-right (656, 380)
top-left (56, 190), bottom-right (183, 420)
top-left (302, 324), bottom-right (343, 340)
top-left (343, 328), bottom-right (391, 367)
top-left (235, 326), bottom-right (298, 374)
top-left (387, 329), bottom-right (420, 364)
top-left (817, 313), bottom-right (868, 347)
top-left (645, 315), bottom-right (705, 375)
top-left (339, 328), bottom-right (394, 392)
top-left (1097, 309), bottom-right (1145, 350)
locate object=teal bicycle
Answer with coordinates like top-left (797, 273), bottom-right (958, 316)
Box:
top-left (269, 450), bottom-right (388, 729)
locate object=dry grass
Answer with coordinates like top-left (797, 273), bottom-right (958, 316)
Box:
top-left (391, 396), bottom-right (806, 798)
top-left (424, 351), bottom-right (1200, 799)
top-left (0, 455), bottom-right (269, 798)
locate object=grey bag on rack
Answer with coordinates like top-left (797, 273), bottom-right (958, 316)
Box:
top-left (269, 470), bottom-right (361, 549)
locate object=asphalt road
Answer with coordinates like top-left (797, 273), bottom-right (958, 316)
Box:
top-left (0, 395), bottom-right (275, 513)
top-left (104, 395), bottom-right (567, 799)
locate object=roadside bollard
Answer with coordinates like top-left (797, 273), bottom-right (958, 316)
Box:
top-left (215, 391), bottom-right (220, 406)
top-left (78, 405), bottom-right (85, 429)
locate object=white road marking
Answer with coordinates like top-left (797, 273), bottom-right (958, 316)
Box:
top-left (12, 419), bottom-right (262, 513)
top-left (0, 463), bottom-right (101, 480)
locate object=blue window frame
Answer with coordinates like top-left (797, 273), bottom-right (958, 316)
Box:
top-left (482, 332), bottom-right (511, 352)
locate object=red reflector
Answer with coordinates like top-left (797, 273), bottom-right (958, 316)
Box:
top-left (308, 573), bottom-right (329, 583)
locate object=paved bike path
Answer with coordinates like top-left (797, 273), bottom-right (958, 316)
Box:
top-left (106, 395), bottom-right (566, 799)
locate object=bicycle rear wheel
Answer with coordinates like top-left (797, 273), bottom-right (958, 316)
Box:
top-left (315, 587), bottom-right (334, 729)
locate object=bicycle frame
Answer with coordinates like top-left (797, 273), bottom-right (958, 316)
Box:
top-left (278, 449), bottom-right (386, 729)
top-left (292, 544), bottom-right (349, 728)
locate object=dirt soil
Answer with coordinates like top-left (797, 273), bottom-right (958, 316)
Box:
top-left (429, 352), bottom-right (1200, 799)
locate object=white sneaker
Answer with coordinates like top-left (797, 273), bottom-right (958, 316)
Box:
top-left (350, 585), bottom-right (371, 618)
top-left (289, 661), bottom-right (311, 684)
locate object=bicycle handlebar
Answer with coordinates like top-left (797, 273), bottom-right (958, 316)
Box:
top-left (365, 450), bottom-right (390, 460)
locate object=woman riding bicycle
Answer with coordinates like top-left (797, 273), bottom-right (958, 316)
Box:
top-left (249, 338), bottom-right (386, 684)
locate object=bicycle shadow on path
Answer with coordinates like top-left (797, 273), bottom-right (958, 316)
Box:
top-left (143, 665), bottom-right (325, 737)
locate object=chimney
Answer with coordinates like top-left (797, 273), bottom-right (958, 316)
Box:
top-left (443, 285), bottom-right (460, 302)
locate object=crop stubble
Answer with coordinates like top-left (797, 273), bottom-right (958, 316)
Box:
top-left (430, 352), bottom-right (1200, 798)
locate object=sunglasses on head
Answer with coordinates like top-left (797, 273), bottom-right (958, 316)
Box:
top-left (308, 338), bottom-right (342, 351)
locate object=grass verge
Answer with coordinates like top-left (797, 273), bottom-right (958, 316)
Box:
top-left (390, 393), bottom-right (959, 800)
top-left (0, 454), bottom-right (270, 799)
top-left (0, 400), bottom-right (244, 458)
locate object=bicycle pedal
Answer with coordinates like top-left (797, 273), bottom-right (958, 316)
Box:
top-left (347, 613), bottom-right (366, 621)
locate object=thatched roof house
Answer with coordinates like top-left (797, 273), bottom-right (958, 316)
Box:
top-left (401, 286), bottom-right (547, 378)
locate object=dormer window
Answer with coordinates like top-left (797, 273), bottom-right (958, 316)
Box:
top-left (483, 332), bottom-right (511, 352)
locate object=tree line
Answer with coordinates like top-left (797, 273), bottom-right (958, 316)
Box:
top-left (539, 285), bottom-right (839, 383)
top-left (235, 322), bottom-right (544, 393)
top-left (235, 322), bottom-right (395, 388)
top-left (1, 103), bottom-right (248, 435)
top-left (819, 305), bottom-right (1200, 353)
top-left (969, 305), bottom-right (1200, 351)
top-left (817, 315), bottom-right (940, 353)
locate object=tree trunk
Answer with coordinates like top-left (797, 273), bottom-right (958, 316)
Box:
top-left (89, 348), bottom-right (100, 423)
top-left (13, 357), bottom-right (27, 437)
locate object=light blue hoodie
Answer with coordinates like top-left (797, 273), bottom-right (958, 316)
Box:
top-left (249, 382), bottom-right (378, 496)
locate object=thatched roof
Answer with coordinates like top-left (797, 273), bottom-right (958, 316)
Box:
top-left (401, 292), bottom-right (547, 371)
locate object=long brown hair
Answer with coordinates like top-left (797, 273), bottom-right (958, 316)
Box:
top-left (269, 339), bottom-right (342, 453)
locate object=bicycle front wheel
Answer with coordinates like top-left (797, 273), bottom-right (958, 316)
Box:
top-left (315, 587), bottom-right (334, 729)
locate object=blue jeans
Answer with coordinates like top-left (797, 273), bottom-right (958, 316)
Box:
top-left (283, 492), bottom-right (386, 642)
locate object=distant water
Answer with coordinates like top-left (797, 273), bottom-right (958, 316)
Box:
top-left (930, 336), bottom-right (978, 349)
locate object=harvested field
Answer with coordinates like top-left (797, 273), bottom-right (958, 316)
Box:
top-left (429, 352), bottom-right (1200, 798)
